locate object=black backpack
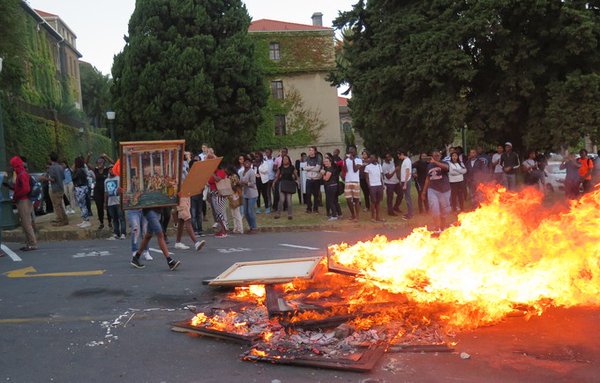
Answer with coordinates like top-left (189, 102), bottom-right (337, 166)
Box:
top-left (28, 175), bottom-right (41, 200)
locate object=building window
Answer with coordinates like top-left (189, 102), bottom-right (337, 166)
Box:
top-left (271, 81), bottom-right (284, 100)
top-left (274, 115), bottom-right (286, 136)
top-left (269, 43), bottom-right (280, 61)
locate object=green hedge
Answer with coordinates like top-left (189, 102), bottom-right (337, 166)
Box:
top-left (4, 105), bottom-right (111, 172)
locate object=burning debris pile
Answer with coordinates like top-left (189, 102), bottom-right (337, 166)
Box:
top-left (173, 186), bottom-right (600, 372)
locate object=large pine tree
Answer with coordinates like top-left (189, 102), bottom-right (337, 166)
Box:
top-left (112, 0), bottom-right (267, 156)
top-left (333, 0), bottom-right (600, 152)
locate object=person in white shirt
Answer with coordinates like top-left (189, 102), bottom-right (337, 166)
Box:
top-left (491, 145), bottom-right (505, 185)
top-left (198, 144), bottom-right (209, 161)
top-left (258, 149), bottom-right (274, 214)
top-left (364, 154), bottom-right (384, 222)
top-left (382, 153), bottom-right (402, 216)
top-left (448, 152), bottom-right (467, 212)
top-left (344, 146), bottom-right (362, 221)
top-left (397, 150), bottom-right (413, 219)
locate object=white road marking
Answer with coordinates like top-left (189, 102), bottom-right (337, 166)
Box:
top-left (149, 247), bottom-right (174, 255)
top-left (279, 244), bottom-right (320, 251)
top-left (1, 244), bottom-right (22, 262)
top-left (216, 247), bottom-right (251, 254)
top-left (73, 251), bottom-right (110, 258)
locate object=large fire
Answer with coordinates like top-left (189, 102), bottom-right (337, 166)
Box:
top-left (179, 186), bottom-right (599, 371)
top-left (329, 185), bottom-right (600, 327)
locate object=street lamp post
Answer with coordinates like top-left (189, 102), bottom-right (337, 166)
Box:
top-left (0, 57), bottom-right (19, 239)
top-left (106, 111), bottom-right (116, 160)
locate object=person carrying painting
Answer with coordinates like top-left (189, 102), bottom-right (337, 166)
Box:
top-left (173, 157), bottom-right (207, 250)
top-left (130, 207), bottom-right (182, 270)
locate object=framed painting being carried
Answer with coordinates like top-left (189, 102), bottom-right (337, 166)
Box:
top-left (120, 140), bottom-right (185, 210)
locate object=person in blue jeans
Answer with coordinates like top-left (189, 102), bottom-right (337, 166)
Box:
top-left (240, 158), bottom-right (258, 233)
top-left (130, 208), bottom-right (180, 270)
top-left (127, 209), bottom-right (152, 260)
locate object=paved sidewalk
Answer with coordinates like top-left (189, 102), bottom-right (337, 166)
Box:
top-left (3, 202), bottom-right (428, 243)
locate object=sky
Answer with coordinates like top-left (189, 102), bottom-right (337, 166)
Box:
top-left (26, 0), bottom-right (357, 76)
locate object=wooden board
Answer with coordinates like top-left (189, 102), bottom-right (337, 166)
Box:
top-left (388, 344), bottom-right (454, 353)
top-left (242, 343), bottom-right (387, 372)
top-left (170, 321), bottom-right (259, 345)
top-left (326, 249), bottom-right (360, 276)
top-left (209, 257), bottom-right (323, 286)
top-left (180, 158), bottom-right (222, 197)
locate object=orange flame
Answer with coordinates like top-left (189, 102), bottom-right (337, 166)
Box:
top-left (231, 285), bottom-right (266, 305)
top-left (250, 348), bottom-right (267, 357)
top-left (330, 186), bottom-right (600, 327)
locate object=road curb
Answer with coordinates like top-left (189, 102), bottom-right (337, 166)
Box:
top-left (3, 221), bottom-right (409, 243)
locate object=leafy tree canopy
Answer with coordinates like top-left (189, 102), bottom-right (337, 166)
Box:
top-left (333, 0), bottom-right (600, 153)
top-left (112, 0), bottom-right (267, 157)
top-left (80, 62), bottom-right (112, 130)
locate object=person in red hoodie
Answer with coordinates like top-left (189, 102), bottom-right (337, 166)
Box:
top-left (10, 156), bottom-right (37, 251)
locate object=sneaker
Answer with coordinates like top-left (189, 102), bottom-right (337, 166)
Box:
top-left (80, 221), bottom-right (91, 228)
top-left (142, 251), bottom-right (153, 261)
top-left (212, 223), bottom-right (219, 229)
top-left (98, 224), bottom-right (104, 230)
top-left (215, 232), bottom-right (228, 239)
top-left (130, 256), bottom-right (145, 269)
top-left (107, 235), bottom-right (118, 240)
top-left (174, 242), bottom-right (190, 250)
top-left (120, 234), bottom-right (126, 240)
top-left (328, 216), bottom-right (338, 221)
top-left (265, 208), bottom-right (271, 214)
top-left (402, 215), bottom-right (412, 220)
top-left (256, 209), bottom-right (262, 214)
top-left (195, 240), bottom-right (206, 251)
top-left (168, 259), bottom-right (181, 271)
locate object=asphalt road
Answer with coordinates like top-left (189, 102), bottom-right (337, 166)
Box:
top-left (0, 229), bottom-right (598, 383)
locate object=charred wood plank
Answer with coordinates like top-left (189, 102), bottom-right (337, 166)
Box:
top-left (170, 321), bottom-right (259, 345)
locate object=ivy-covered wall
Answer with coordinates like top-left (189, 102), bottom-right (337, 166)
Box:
top-left (21, 15), bottom-right (65, 108)
top-left (251, 31), bottom-right (336, 76)
top-left (3, 99), bottom-right (111, 172)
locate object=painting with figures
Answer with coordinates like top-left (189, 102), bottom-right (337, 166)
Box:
top-left (119, 140), bottom-right (185, 210)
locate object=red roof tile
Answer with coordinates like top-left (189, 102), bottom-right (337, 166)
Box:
top-left (34, 9), bottom-right (58, 18)
top-left (338, 97), bottom-right (349, 107)
top-left (249, 19), bottom-right (331, 32)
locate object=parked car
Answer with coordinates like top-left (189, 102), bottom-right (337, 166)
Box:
top-left (544, 162), bottom-right (566, 192)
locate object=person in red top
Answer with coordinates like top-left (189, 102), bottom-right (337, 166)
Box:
top-left (207, 156), bottom-right (229, 238)
top-left (577, 149), bottom-right (594, 194)
top-left (10, 156), bottom-right (37, 251)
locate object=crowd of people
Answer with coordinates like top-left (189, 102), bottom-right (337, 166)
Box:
top-left (3, 141), bottom-right (597, 264)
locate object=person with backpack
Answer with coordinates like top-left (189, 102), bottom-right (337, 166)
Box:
top-left (9, 156), bottom-right (37, 251)
top-left (577, 149), bottom-right (594, 194)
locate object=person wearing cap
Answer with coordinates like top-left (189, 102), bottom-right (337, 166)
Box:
top-left (500, 142), bottom-right (520, 191)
